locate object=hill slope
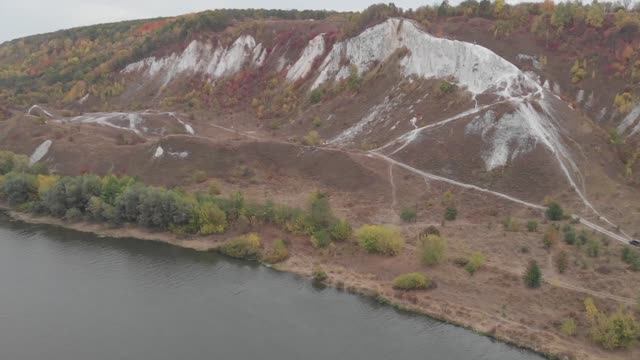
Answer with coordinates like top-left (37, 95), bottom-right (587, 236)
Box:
top-left (2, 4), bottom-right (640, 360)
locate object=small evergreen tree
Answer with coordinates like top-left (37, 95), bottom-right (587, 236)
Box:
top-left (545, 202), bottom-right (564, 220)
top-left (444, 207), bottom-right (457, 221)
top-left (400, 207), bottom-right (417, 222)
top-left (524, 260), bottom-right (542, 288)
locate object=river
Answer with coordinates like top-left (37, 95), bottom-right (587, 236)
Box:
top-left (0, 213), bottom-right (545, 360)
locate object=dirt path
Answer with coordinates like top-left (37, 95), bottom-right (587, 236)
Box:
top-left (546, 277), bottom-right (635, 304)
top-left (388, 163), bottom-right (397, 209)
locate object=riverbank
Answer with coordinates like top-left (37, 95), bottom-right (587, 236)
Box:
top-left (6, 208), bottom-right (629, 360)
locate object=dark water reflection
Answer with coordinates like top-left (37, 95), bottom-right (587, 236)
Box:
top-left (0, 213), bottom-right (545, 360)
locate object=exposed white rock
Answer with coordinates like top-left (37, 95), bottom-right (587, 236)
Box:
top-left (78, 94), bottom-right (89, 104)
top-left (286, 34), bottom-right (325, 81)
top-left (329, 93), bottom-right (402, 144)
top-left (27, 105), bottom-right (53, 118)
top-left (584, 92), bottom-right (594, 110)
top-left (553, 83), bottom-right (561, 95)
top-left (465, 110), bottom-right (536, 171)
top-left (276, 56), bottom-right (288, 72)
top-left (212, 35), bottom-right (257, 78)
top-left (524, 71), bottom-right (541, 85)
top-left (409, 117), bottom-right (418, 129)
top-left (122, 35), bottom-right (266, 86)
top-left (168, 113), bottom-right (195, 135)
top-left (576, 89), bottom-right (584, 104)
top-left (29, 140), bottom-right (52, 165)
top-left (312, 18), bottom-right (538, 98)
top-left (617, 103), bottom-right (640, 135)
top-left (153, 145), bottom-right (189, 160)
top-left (167, 150), bottom-right (189, 159)
top-left (598, 107), bottom-right (608, 122)
top-left (54, 110), bottom-right (195, 137)
top-left (629, 121), bottom-right (640, 137)
top-left (516, 54), bottom-right (542, 70)
top-left (153, 146), bottom-right (164, 159)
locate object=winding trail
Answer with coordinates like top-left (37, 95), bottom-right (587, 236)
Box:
top-left (547, 277), bottom-right (635, 304)
top-left (372, 152), bottom-right (545, 210)
top-left (375, 101), bottom-right (505, 155)
top-left (389, 163), bottom-right (397, 208)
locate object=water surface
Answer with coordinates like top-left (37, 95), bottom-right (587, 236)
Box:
top-left (0, 213), bottom-right (545, 360)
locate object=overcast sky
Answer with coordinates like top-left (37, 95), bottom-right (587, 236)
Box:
top-left (0, 0), bottom-right (463, 43)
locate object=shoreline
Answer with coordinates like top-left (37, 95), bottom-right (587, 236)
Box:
top-left (2, 208), bottom-right (580, 360)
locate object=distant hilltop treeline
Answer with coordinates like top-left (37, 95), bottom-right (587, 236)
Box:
top-left (0, 1), bottom-right (639, 108)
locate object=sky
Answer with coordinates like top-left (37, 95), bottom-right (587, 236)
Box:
top-left (0, 0), bottom-right (454, 43)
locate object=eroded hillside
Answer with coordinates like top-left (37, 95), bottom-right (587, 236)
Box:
top-left (2, 3), bottom-right (640, 360)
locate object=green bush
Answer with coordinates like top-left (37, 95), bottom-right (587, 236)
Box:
top-left (311, 229), bottom-right (331, 248)
top-left (329, 219), bottom-right (352, 241)
top-left (570, 59), bottom-right (587, 83)
top-left (420, 225), bottom-right (440, 237)
top-left (563, 226), bottom-right (576, 245)
top-left (400, 207), bottom-right (417, 222)
top-left (621, 247), bottom-right (640, 271)
top-left (614, 92), bottom-right (634, 114)
top-left (444, 207), bottom-right (457, 221)
top-left (439, 80), bottom-right (456, 94)
top-left (527, 220), bottom-right (538, 232)
top-left (523, 260), bottom-right (542, 288)
top-left (502, 217), bottom-right (520, 232)
top-left (545, 202), bottom-right (564, 221)
top-left (134, 188), bottom-right (192, 230)
top-left (219, 233), bottom-right (262, 260)
top-left (577, 230), bottom-right (589, 246)
top-left (312, 266), bottom-right (328, 282)
top-left (42, 175), bottom-right (103, 217)
top-left (356, 225), bottom-right (404, 256)
top-left (192, 170), bottom-right (207, 183)
top-left (392, 272), bottom-right (430, 290)
top-left (586, 238), bottom-right (600, 257)
top-left (346, 65), bottom-right (362, 92)
top-left (302, 130), bottom-right (321, 146)
top-left (587, 305), bottom-right (639, 350)
top-left (1, 172), bottom-right (38, 205)
top-left (193, 201), bottom-right (227, 235)
top-left (543, 226), bottom-right (559, 249)
top-left (308, 192), bottom-right (335, 230)
top-left (208, 181), bottom-right (221, 195)
top-left (309, 88), bottom-right (324, 104)
top-left (64, 207), bottom-right (83, 221)
top-left (263, 239), bottom-right (289, 264)
top-left (556, 250), bottom-right (569, 274)
top-left (100, 174), bottom-right (135, 205)
top-left (465, 252), bottom-right (486, 275)
top-left (419, 234), bottom-right (446, 266)
top-left (561, 318), bottom-right (577, 336)
top-left (0, 151), bottom-right (29, 175)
